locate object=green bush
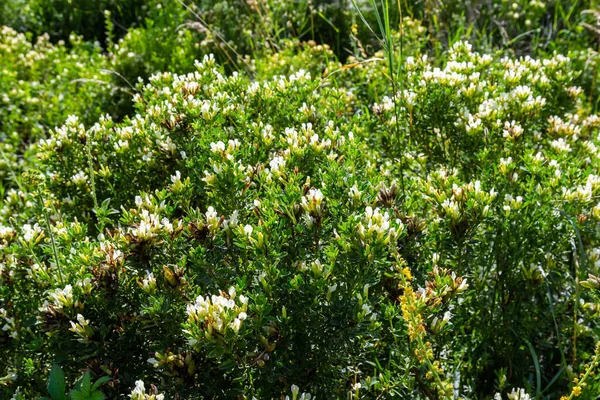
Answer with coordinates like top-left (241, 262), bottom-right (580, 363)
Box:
top-left (0, 0), bottom-right (147, 45)
top-left (1, 38), bottom-right (600, 398)
top-left (0, 27), bottom-right (112, 143)
top-left (3, 1), bottom-right (600, 399)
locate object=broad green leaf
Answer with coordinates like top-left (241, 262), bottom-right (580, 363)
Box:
top-left (80, 372), bottom-right (92, 396)
top-left (89, 391), bottom-right (106, 400)
top-left (47, 365), bottom-right (67, 400)
top-left (69, 392), bottom-right (85, 400)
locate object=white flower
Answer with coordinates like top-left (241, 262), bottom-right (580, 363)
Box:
top-left (506, 388), bottom-right (532, 400)
top-left (269, 155), bottom-right (287, 177)
top-left (210, 141), bottom-right (226, 153)
top-left (21, 223), bottom-right (43, 244)
top-left (130, 380), bottom-right (164, 400)
top-left (550, 138), bottom-right (572, 153)
top-left (205, 206), bottom-right (220, 233)
top-left (348, 184), bottom-right (362, 201)
top-left (0, 224), bottom-right (15, 240)
top-left (42, 284), bottom-right (75, 312)
top-left (291, 385), bottom-right (300, 399)
top-left (503, 120), bottom-right (524, 140)
top-left (301, 188), bottom-right (324, 216)
top-left (223, 210), bottom-right (239, 230)
top-left (77, 277), bottom-right (93, 295)
top-left (71, 171), bottom-right (88, 185)
top-left (141, 271), bottom-right (157, 294)
top-left (69, 314), bottom-right (93, 343)
top-left (170, 170), bottom-right (181, 184)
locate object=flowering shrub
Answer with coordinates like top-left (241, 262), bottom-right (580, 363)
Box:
top-left (1, 41), bottom-right (599, 398)
top-left (2, 0), bottom-right (600, 399)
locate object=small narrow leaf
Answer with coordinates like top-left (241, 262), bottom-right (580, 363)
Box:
top-left (91, 376), bottom-right (110, 391)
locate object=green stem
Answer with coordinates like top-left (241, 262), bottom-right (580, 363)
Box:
top-left (38, 191), bottom-right (64, 285)
top-left (85, 130), bottom-right (99, 211)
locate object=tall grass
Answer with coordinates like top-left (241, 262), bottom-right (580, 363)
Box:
top-left (351, 0), bottom-right (406, 195)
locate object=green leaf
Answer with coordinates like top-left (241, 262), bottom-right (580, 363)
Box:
top-left (89, 391), bottom-right (106, 400)
top-left (80, 372), bottom-right (92, 397)
top-left (100, 198), bottom-right (112, 208)
top-left (523, 338), bottom-right (541, 398)
top-left (91, 376), bottom-right (110, 391)
top-left (69, 392), bottom-right (85, 400)
top-left (47, 365), bottom-right (67, 400)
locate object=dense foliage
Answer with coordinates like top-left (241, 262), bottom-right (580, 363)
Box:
top-left (2, 1), bottom-right (600, 399)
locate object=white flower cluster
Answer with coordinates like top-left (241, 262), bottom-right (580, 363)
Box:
top-left (129, 195), bottom-right (180, 242)
top-left (0, 308), bottom-right (17, 339)
top-left (426, 179), bottom-right (496, 224)
top-left (185, 287), bottom-right (249, 342)
top-left (20, 223), bottom-right (43, 245)
top-left (220, 210), bottom-right (238, 231)
top-left (286, 384), bottom-right (314, 400)
top-left (210, 139), bottom-right (241, 160)
top-left (357, 300), bottom-right (377, 323)
top-left (372, 42), bottom-right (576, 152)
top-left (502, 120), bottom-right (524, 140)
top-left (494, 388), bottom-right (531, 400)
top-left (69, 314), bottom-right (94, 343)
top-left (204, 206), bottom-right (221, 234)
top-left (284, 123), bottom-right (333, 154)
top-left (274, 69), bottom-right (312, 91)
top-left (100, 241), bottom-right (125, 267)
top-left (40, 284), bottom-right (75, 314)
top-left (169, 170), bottom-right (190, 193)
top-left (39, 114), bottom-right (87, 153)
top-left (269, 155), bottom-right (287, 178)
top-left (301, 188), bottom-right (324, 216)
top-left (202, 139), bottom-right (248, 187)
top-left (502, 194), bottom-right (524, 216)
top-left (130, 380), bottom-right (164, 400)
top-left (299, 259), bottom-right (332, 279)
top-left (0, 224), bottom-right (15, 242)
top-left (70, 170), bottom-right (88, 185)
top-left (77, 277), bottom-right (93, 295)
top-left (550, 138), bottom-right (571, 153)
top-left (562, 174), bottom-right (600, 203)
top-left (356, 206), bottom-right (404, 245)
top-left (348, 184), bottom-right (362, 202)
top-left (430, 311), bottom-right (452, 333)
top-left (140, 271), bottom-right (157, 294)
top-left (548, 115), bottom-right (581, 137)
top-left (129, 209), bottom-right (171, 241)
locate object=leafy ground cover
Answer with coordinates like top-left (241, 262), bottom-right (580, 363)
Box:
top-left (2, 1), bottom-right (600, 399)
